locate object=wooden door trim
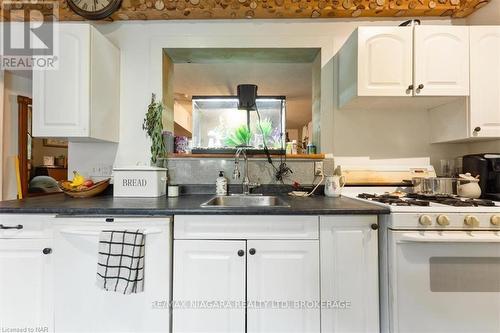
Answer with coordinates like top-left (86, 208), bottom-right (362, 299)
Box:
top-left (17, 95), bottom-right (32, 199)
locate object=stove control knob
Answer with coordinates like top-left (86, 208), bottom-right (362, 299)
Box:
top-left (491, 215), bottom-right (500, 226)
top-left (436, 215), bottom-right (450, 226)
top-left (419, 215), bottom-right (433, 226)
top-left (464, 215), bottom-right (480, 227)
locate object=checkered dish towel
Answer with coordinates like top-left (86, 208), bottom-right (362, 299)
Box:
top-left (97, 230), bottom-right (145, 295)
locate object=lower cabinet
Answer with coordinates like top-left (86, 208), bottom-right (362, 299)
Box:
top-left (173, 238), bottom-right (320, 333)
top-left (320, 216), bottom-right (379, 333)
top-left (247, 240), bottom-right (319, 333)
top-left (173, 240), bottom-right (246, 333)
top-left (0, 216), bottom-right (53, 333)
top-left (53, 217), bottom-right (171, 333)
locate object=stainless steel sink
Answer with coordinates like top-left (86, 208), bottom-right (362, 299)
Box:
top-left (201, 195), bottom-right (290, 208)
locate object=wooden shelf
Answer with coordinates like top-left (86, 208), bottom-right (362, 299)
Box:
top-left (169, 153), bottom-right (325, 159)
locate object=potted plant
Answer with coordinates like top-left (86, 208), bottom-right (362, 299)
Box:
top-left (143, 94), bottom-right (166, 166)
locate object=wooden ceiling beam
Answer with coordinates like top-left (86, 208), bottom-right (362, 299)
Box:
top-left (0, 0), bottom-right (491, 21)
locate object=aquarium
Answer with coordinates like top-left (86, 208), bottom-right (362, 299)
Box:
top-left (191, 96), bottom-right (286, 153)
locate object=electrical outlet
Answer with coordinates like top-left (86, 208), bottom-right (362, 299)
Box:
top-left (90, 164), bottom-right (113, 177)
top-left (314, 161), bottom-right (324, 176)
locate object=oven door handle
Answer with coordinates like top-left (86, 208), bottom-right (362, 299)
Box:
top-left (60, 228), bottom-right (163, 236)
top-left (399, 233), bottom-right (500, 243)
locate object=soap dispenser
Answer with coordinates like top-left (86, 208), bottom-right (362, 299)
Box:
top-left (216, 171), bottom-right (228, 196)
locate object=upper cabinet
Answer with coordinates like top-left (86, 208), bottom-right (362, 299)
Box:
top-left (469, 27), bottom-right (500, 138)
top-left (430, 26), bottom-right (500, 143)
top-left (338, 25), bottom-right (469, 109)
top-left (33, 24), bottom-right (120, 142)
top-left (340, 26), bottom-right (413, 101)
top-left (413, 26), bottom-right (469, 96)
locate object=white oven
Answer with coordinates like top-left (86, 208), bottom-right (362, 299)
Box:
top-left (387, 229), bottom-right (500, 333)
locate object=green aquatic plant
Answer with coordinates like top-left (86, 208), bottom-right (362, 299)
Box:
top-left (225, 125), bottom-right (252, 147)
top-left (256, 118), bottom-right (273, 142)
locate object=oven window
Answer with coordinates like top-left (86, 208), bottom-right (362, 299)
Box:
top-left (430, 257), bottom-right (500, 292)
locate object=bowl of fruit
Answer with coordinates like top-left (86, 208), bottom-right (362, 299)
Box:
top-left (59, 171), bottom-right (111, 198)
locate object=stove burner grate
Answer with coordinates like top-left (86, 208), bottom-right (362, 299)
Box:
top-left (358, 192), bottom-right (498, 207)
top-left (358, 193), bottom-right (430, 206)
top-left (405, 193), bottom-right (496, 207)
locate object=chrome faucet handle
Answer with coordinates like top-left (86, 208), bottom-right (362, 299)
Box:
top-left (232, 167), bottom-right (240, 180)
top-left (233, 155), bottom-right (241, 180)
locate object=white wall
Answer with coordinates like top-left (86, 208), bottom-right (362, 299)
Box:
top-left (69, 18), bottom-right (468, 176)
top-left (467, 0), bottom-right (500, 25)
top-left (2, 71), bottom-right (32, 200)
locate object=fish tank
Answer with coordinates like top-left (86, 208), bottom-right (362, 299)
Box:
top-left (191, 96), bottom-right (286, 154)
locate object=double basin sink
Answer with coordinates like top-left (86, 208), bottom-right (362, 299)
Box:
top-left (201, 195), bottom-right (290, 208)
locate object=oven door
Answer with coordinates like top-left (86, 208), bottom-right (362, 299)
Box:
top-left (388, 230), bottom-right (500, 333)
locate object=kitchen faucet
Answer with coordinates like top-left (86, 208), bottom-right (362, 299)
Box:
top-left (233, 147), bottom-right (260, 195)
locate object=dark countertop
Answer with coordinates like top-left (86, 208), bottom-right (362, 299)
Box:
top-left (0, 193), bottom-right (389, 216)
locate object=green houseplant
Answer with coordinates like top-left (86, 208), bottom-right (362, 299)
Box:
top-left (143, 94), bottom-right (166, 165)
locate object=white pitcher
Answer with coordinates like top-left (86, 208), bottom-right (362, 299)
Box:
top-left (325, 175), bottom-right (346, 197)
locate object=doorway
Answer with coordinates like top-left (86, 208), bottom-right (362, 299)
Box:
top-left (17, 95), bottom-right (67, 198)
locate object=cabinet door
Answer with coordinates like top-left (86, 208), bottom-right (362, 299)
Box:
top-left (413, 26), bottom-right (469, 96)
top-left (320, 216), bottom-right (379, 333)
top-left (357, 27), bottom-right (413, 96)
top-left (173, 240), bottom-right (246, 333)
top-left (247, 240), bottom-right (320, 333)
top-left (0, 239), bottom-right (53, 332)
top-left (33, 24), bottom-right (90, 138)
top-left (470, 27), bottom-right (500, 138)
top-left (54, 218), bottom-right (171, 333)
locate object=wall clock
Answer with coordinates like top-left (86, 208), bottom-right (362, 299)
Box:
top-left (67, 0), bottom-right (122, 20)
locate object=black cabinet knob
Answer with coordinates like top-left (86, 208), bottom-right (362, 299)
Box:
top-left (42, 248), bottom-right (52, 255)
top-left (237, 250), bottom-right (245, 257)
top-left (105, 218), bottom-right (114, 223)
top-left (407, 84), bottom-right (414, 90)
top-left (416, 84), bottom-right (424, 93)
top-left (371, 224), bottom-right (379, 230)
top-left (249, 248), bottom-right (256, 255)
top-left (474, 127), bottom-right (481, 132)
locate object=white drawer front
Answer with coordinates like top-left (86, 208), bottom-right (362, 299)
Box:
top-left (0, 214), bottom-right (53, 239)
top-left (174, 215), bottom-right (319, 240)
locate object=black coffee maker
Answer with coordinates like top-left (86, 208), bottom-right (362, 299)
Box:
top-left (462, 154), bottom-right (500, 200)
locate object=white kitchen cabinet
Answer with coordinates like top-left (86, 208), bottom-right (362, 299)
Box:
top-left (53, 216), bottom-right (171, 333)
top-left (413, 26), bottom-right (469, 96)
top-left (33, 23), bottom-right (119, 142)
top-left (172, 216), bottom-right (320, 333)
top-left (469, 26), bottom-right (500, 138)
top-left (173, 240), bottom-right (246, 333)
top-left (247, 240), bottom-right (320, 333)
top-left (320, 216), bottom-right (379, 333)
top-left (0, 215), bottom-right (54, 333)
top-left (338, 25), bottom-right (469, 109)
top-left (430, 26), bottom-right (500, 142)
top-left (339, 26), bottom-right (413, 105)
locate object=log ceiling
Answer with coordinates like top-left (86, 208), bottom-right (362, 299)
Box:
top-left (0, 0), bottom-right (491, 21)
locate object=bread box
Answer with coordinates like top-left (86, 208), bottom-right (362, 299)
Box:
top-left (113, 166), bottom-right (167, 197)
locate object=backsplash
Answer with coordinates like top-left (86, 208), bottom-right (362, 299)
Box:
top-left (166, 157), bottom-right (334, 185)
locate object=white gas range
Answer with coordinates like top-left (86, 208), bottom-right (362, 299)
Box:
top-left (338, 158), bottom-right (500, 333)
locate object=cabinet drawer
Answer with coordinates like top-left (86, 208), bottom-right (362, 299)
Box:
top-left (0, 215), bottom-right (53, 239)
top-left (174, 215), bottom-right (318, 240)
